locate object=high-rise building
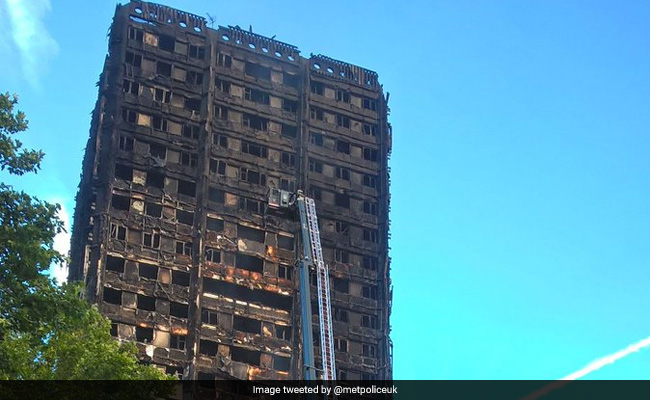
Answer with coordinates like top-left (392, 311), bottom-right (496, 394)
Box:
top-left (69, 0), bottom-right (392, 381)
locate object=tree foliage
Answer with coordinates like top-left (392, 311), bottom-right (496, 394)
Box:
top-left (0, 92), bottom-right (173, 384)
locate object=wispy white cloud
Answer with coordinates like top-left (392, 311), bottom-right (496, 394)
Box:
top-left (50, 200), bottom-right (70, 285)
top-left (3, 0), bottom-right (58, 89)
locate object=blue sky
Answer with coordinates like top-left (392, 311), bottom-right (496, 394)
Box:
top-left (2, 0), bottom-right (650, 380)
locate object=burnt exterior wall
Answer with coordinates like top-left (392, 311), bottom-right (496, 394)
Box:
top-left (69, 0), bottom-right (392, 381)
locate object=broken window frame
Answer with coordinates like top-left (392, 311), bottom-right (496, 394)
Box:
top-left (205, 247), bottom-right (221, 263)
top-left (176, 241), bottom-right (192, 256)
top-left (241, 140), bottom-right (268, 158)
top-left (143, 232), bottom-right (161, 249)
top-left (110, 223), bottom-right (127, 241)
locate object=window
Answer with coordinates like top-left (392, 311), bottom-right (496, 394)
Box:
top-left (215, 77), bottom-right (231, 93)
top-left (363, 228), bottom-right (379, 243)
top-left (335, 249), bottom-right (349, 263)
top-left (281, 124), bottom-right (297, 138)
top-left (189, 45), bottom-right (205, 59)
top-left (336, 167), bottom-right (350, 181)
top-left (233, 315), bottom-right (261, 334)
top-left (206, 217), bottom-right (224, 232)
top-left (333, 277), bottom-right (349, 293)
top-left (209, 159), bottom-right (226, 176)
top-left (110, 223), bottom-right (127, 241)
top-left (244, 88), bottom-right (270, 105)
top-left (176, 241), bottom-right (192, 256)
top-left (310, 132), bottom-right (324, 146)
top-left (156, 61), bottom-right (172, 77)
top-left (276, 325), bottom-right (291, 340)
top-left (335, 193), bottom-right (350, 208)
top-left (310, 107), bottom-right (324, 121)
top-left (128, 27), bottom-right (143, 41)
top-left (103, 287), bottom-right (121, 305)
top-left (111, 194), bottom-right (130, 211)
top-left (242, 114), bottom-right (268, 131)
top-left (244, 62), bottom-right (270, 80)
top-left (310, 81), bottom-right (324, 95)
top-left (176, 209), bottom-right (194, 225)
top-left (122, 109), bottom-right (137, 123)
top-left (152, 115), bottom-right (168, 131)
top-left (363, 148), bottom-right (378, 162)
top-left (278, 264), bottom-right (292, 280)
top-left (187, 70), bottom-right (203, 85)
top-left (363, 201), bottom-right (378, 216)
top-left (334, 307), bottom-right (348, 323)
top-left (282, 98), bottom-right (297, 113)
top-left (146, 171), bottom-right (165, 189)
top-left (235, 253), bottom-right (263, 273)
top-left (336, 114), bottom-right (350, 128)
top-left (135, 327), bottom-right (153, 343)
top-left (363, 123), bottom-right (378, 136)
top-left (214, 105), bottom-right (228, 120)
top-left (363, 97), bottom-right (377, 111)
top-left (123, 80), bottom-right (140, 95)
top-left (199, 339), bottom-right (217, 356)
top-left (153, 87), bottom-right (171, 103)
top-left (278, 235), bottom-right (294, 250)
top-left (170, 334), bottom-right (186, 350)
top-left (217, 52), bottom-right (232, 68)
top-left (183, 124), bottom-right (200, 140)
top-left (363, 174), bottom-right (377, 188)
top-left (180, 152), bottom-right (198, 168)
top-left (145, 202), bottom-right (162, 217)
top-left (335, 221), bottom-right (349, 236)
top-left (208, 187), bottom-right (225, 203)
top-left (172, 270), bottom-right (190, 286)
top-left (363, 343), bottom-right (377, 357)
top-left (149, 142), bottom-right (166, 159)
top-left (213, 134), bottom-right (228, 147)
top-left (139, 262), bottom-right (158, 279)
top-left (280, 178), bottom-right (295, 192)
top-left (362, 314), bottom-right (377, 329)
top-left (143, 232), bottom-right (161, 249)
top-left (125, 52), bottom-right (142, 67)
top-left (362, 256), bottom-right (378, 271)
top-left (309, 159), bottom-right (323, 174)
top-left (336, 90), bottom-right (350, 103)
top-left (362, 285), bottom-right (377, 300)
top-left (106, 255), bottom-right (125, 273)
top-left (336, 140), bottom-right (350, 154)
top-left (334, 338), bottom-right (348, 352)
top-left (177, 180), bottom-right (196, 197)
top-left (241, 140), bottom-right (268, 158)
top-left (281, 152), bottom-right (295, 167)
top-left (283, 72), bottom-right (299, 88)
top-left (201, 308), bottom-right (218, 325)
top-left (137, 295), bottom-right (155, 311)
top-left (308, 186), bottom-right (322, 201)
top-left (114, 164), bottom-right (133, 181)
top-left (119, 135), bottom-right (134, 151)
top-left (205, 248), bottom-right (221, 263)
top-left (170, 302), bottom-right (188, 318)
top-left (185, 97), bottom-right (201, 112)
top-left (239, 197), bottom-right (263, 215)
top-left (238, 225), bottom-right (265, 242)
top-left (158, 35), bottom-right (175, 52)
top-left (240, 168), bottom-right (266, 186)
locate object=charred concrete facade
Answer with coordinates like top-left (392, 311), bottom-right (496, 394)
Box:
top-left (69, 1), bottom-right (392, 381)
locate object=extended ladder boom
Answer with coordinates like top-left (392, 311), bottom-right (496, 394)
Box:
top-left (296, 195), bottom-right (336, 381)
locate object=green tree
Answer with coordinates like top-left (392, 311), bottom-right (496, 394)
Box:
top-left (0, 92), bottom-right (173, 386)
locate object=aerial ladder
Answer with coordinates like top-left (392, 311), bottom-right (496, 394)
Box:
top-left (268, 188), bottom-right (336, 381)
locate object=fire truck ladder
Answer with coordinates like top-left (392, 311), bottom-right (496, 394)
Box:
top-left (296, 195), bottom-right (337, 381)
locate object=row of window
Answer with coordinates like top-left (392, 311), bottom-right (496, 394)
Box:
top-left (310, 131), bottom-right (380, 161)
top-left (123, 79), bottom-right (202, 112)
top-left (307, 186), bottom-right (379, 215)
top-left (125, 51), bottom-right (204, 85)
top-left (309, 157), bottom-right (379, 188)
top-left (309, 106), bottom-right (378, 137)
top-left (128, 27), bottom-right (205, 60)
top-left (310, 81), bottom-right (378, 112)
top-left (113, 165), bottom-right (196, 197)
